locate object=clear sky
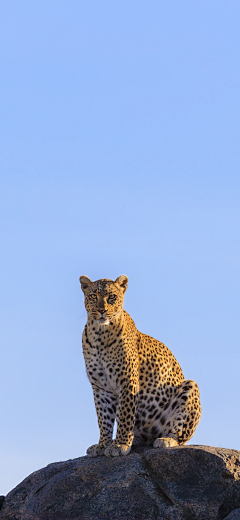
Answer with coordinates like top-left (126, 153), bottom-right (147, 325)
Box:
top-left (1, 1), bottom-right (240, 495)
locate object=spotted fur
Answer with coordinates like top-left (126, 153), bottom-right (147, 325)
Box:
top-left (80, 275), bottom-right (201, 457)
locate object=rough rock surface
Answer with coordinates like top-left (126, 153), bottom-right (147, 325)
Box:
top-left (1, 445), bottom-right (240, 520)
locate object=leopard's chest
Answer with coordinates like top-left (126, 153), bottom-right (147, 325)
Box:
top-left (85, 334), bottom-right (120, 393)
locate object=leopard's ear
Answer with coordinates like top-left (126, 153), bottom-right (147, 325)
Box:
top-left (79, 276), bottom-right (93, 293)
top-left (115, 275), bottom-right (128, 293)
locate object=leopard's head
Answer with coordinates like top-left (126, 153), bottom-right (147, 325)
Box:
top-left (79, 275), bottom-right (128, 325)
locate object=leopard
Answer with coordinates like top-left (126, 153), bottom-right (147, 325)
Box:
top-left (80, 274), bottom-right (201, 457)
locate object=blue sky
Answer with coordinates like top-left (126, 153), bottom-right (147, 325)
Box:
top-left (1, 1), bottom-right (240, 495)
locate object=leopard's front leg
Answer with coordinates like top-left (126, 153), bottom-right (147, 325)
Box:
top-left (104, 333), bottom-right (139, 457)
top-left (104, 383), bottom-right (137, 457)
top-left (104, 342), bottom-right (139, 458)
top-left (87, 385), bottom-right (117, 457)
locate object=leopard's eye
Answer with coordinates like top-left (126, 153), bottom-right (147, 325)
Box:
top-left (108, 294), bottom-right (116, 304)
top-left (89, 294), bottom-right (97, 300)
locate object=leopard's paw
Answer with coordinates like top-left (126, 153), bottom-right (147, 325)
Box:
top-left (86, 443), bottom-right (109, 457)
top-left (153, 437), bottom-right (179, 448)
top-left (104, 442), bottom-right (132, 457)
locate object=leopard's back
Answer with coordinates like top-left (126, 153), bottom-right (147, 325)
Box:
top-left (137, 330), bottom-right (185, 389)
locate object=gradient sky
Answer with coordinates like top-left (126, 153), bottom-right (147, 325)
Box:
top-left (1, 1), bottom-right (240, 495)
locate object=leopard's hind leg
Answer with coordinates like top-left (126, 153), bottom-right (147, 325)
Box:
top-left (153, 379), bottom-right (201, 448)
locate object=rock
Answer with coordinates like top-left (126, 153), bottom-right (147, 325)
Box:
top-left (1, 445), bottom-right (240, 520)
top-left (0, 497), bottom-right (4, 511)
